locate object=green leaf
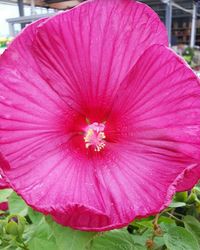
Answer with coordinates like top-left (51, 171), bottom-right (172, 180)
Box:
top-left (31, 217), bottom-right (53, 239)
top-left (193, 186), bottom-right (200, 195)
top-left (132, 245), bottom-right (146, 250)
top-left (131, 219), bottom-right (153, 229)
top-left (28, 207), bottom-right (43, 224)
top-left (25, 217), bottom-right (55, 250)
top-left (169, 201), bottom-right (186, 208)
top-left (0, 189), bottom-right (13, 203)
top-left (132, 229), bottom-right (152, 246)
top-left (91, 228), bottom-right (140, 250)
top-left (160, 222), bottom-right (176, 234)
top-left (8, 192), bottom-right (28, 216)
top-left (154, 236), bottom-right (165, 249)
top-left (158, 216), bottom-right (175, 225)
top-left (164, 226), bottom-right (199, 250)
top-left (46, 216), bottom-right (96, 250)
top-left (174, 192), bottom-right (188, 202)
top-left (28, 238), bottom-right (57, 250)
top-left (184, 215), bottom-right (200, 246)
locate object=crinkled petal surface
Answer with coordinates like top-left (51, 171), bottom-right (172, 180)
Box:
top-left (108, 45), bottom-right (200, 212)
top-left (0, 176), bottom-right (9, 189)
top-left (176, 165), bottom-right (200, 192)
top-left (0, 0), bottom-right (198, 232)
top-left (32, 0), bottom-right (168, 112)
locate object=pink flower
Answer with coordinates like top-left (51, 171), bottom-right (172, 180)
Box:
top-left (0, 0), bottom-right (200, 231)
top-left (0, 176), bottom-right (9, 211)
top-left (0, 175), bottom-right (9, 189)
top-left (0, 202), bottom-right (8, 211)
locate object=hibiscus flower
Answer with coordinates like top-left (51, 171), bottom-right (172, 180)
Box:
top-left (0, 202), bottom-right (8, 211)
top-left (0, 175), bottom-right (9, 189)
top-left (0, 0), bottom-right (199, 231)
top-left (0, 176), bottom-right (9, 211)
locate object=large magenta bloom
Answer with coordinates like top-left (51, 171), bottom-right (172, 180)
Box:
top-left (0, 0), bottom-right (200, 231)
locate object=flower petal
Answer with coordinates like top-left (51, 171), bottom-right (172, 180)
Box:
top-left (0, 146), bottom-right (112, 230)
top-left (0, 176), bottom-right (9, 189)
top-left (32, 0), bottom-right (167, 111)
top-left (0, 18), bottom-right (74, 195)
top-left (1, 17), bottom-right (47, 67)
top-left (176, 165), bottom-right (200, 192)
top-left (1, 1), bottom-right (195, 232)
top-left (91, 147), bottom-right (197, 227)
top-left (109, 44), bottom-right (200, 193)
top-left (0, 12), bottom-right (111, 231)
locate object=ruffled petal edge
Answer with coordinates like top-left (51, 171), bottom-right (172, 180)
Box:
top-left (1, 153), bottom-right (198, 231)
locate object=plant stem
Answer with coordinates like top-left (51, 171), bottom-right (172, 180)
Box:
top-left (166, 212), bottom-right (183, 223)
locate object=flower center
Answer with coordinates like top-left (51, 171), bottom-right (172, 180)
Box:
top-left (84, 122), bottom-right (106, 152)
